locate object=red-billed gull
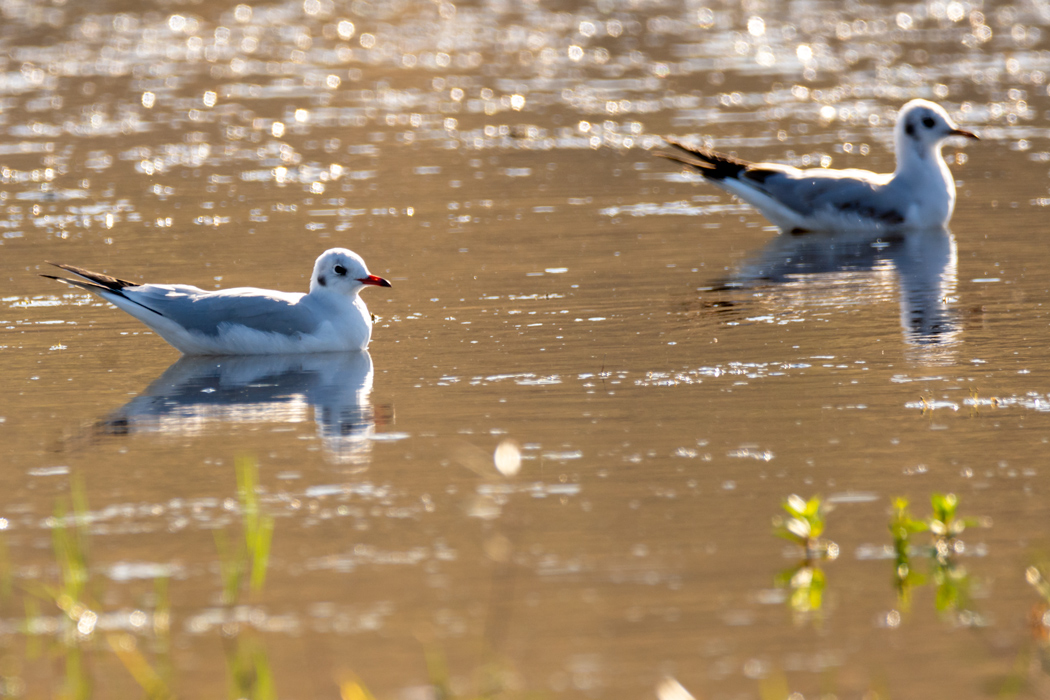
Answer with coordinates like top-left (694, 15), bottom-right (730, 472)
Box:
top-left (658, 99), bottom-right (979, 233)
top-left (43, 248), bottom-right (391, 355)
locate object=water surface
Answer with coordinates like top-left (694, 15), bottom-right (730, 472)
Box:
top-left (3, 0), bottom-right (1050, 697)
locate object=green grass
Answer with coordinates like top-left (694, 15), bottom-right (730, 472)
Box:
top-left (0, 458), bottom-right (278, 699)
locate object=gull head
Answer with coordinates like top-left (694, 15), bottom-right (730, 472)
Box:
top-left (896, 99), bottom-right (979, 157)
top-left (310, 248), bottom-right (391, 296)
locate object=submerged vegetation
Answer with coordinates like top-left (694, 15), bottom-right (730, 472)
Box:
top-left (0, 460), bottom-right (277, 699)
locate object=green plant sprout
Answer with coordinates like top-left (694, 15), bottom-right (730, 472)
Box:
top-left (215, 456), bottom-right (277, 700)
top-left (928, 493), bottom-right (978, 549)
top-left (889, 497), bottom-right (928, 609)
top-left (928, 493), bottom-right (979, 615)
top-left (772, 495), bottom-right (838, 617)
top-left (888, 493), bottom-right (981, 618)
top-left (225, 635), bottom-right (276, 700)
top-left (339, 675), bottom-right (379, 700)
top-left (46, 478), bottom-right (92, 618)
top-left (214, 456), bottom-right (276, 606)
top-left (13, 476), bottom-right (176, 700)
top-left (24, 478), bottom-right (97, 700)
top-left (0, 460), bottom-right (284, 700)
top-left (774, 560), bottom-right (827, 615)
top-left (773, 494), bottom-right (838, 561)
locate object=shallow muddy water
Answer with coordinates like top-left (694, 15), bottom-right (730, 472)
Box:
top-left (4, 0), bottom-right (1050, 698)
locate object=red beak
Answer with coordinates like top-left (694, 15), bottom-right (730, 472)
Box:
top-left (359, 274), bottom-right (392, 288)
top-left (950, 127), bottom-right (979, 140)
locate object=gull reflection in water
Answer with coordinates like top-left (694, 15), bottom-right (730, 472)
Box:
top-left (99, 351), bottom-right (379, 464)
top-left (700, 226), bottom-right (959, 349)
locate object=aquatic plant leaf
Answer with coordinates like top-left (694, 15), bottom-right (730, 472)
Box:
top-left (340, 679), bottom-right (378, 700)
top-left (107, 633), bottom-right (173, 700)
top-left (785, 517), bottom-right (810, 539)
top-left (786, 494), bottom-right (807, 515)
top-left (249, 515), bottom-right (274, 594)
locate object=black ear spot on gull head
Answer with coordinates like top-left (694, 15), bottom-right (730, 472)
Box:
top-left (905, 122), bottom-right (916, 138)
top-left (317, 275), bottom-right (327, 287)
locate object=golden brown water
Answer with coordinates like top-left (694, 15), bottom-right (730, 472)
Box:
top-left (3, 1), bottom-right (1050, 697)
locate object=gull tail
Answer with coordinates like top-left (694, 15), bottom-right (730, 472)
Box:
top-left (658, 137), bottom-right (788, 189)
top-left (656, 137), bottom-right (810, 233)
top-left (42, 263), bottom-right (164, 317)
top-left (655, 137), bottom-right (754, 181)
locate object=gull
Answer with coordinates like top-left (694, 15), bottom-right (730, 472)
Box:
top-left (658, 99), bottom-right (979, 233)
top-left (42, 248), bottom-right (391, 355)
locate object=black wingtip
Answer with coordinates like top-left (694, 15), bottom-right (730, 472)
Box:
top-left (43, 269), bottom-right (166, 318)
top-left (42, 272), bottom-right (112, 295)
top-left (42, 262), bottom-right (138, 290)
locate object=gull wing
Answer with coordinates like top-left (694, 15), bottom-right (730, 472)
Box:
top-left (44, 262), bottom-right (325, 337)
top-left (130, 286), bottom-right (325, 337)
top-left (750, 168), bottom-right (902, 225)
top-left (659, 139), bottom-right (903, 227)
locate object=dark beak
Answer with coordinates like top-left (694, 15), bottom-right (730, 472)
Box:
top-left (950, 127), bottom-right (979, 140)
top-left (359, 274), bottom-right (392, 288)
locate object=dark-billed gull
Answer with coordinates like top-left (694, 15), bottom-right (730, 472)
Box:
top-left (658, 99), bottom-right (978, 233)
top-left (43, 248), bottom-right (391, 355)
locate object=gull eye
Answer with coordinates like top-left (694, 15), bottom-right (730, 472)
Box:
top-left (922, 116), bottom-right (935, 129)
top-left (334, 264), bottom-right (347, 275)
